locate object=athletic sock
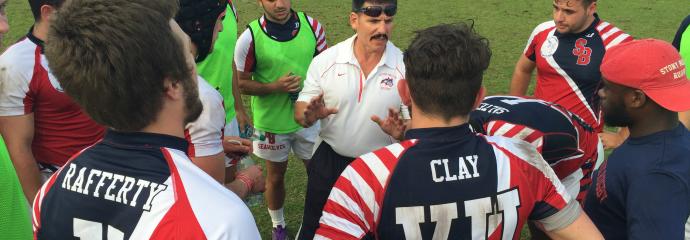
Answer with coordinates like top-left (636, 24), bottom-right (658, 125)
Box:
top-left (269, 208), bottom-right (286, 228)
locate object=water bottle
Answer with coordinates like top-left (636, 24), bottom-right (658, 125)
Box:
top-left (287, 72), bottom-right (300, 103)
top-left (238, 126), bottom-right (264, 207)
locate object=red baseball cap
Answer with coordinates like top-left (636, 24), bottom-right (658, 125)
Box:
top-left (601, 39), bottom-right (690, 112)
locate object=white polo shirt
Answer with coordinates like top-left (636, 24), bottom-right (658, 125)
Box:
top-left (298, 35), bottom-right (405, 158)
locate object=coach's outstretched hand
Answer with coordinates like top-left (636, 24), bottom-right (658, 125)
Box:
top-left (372, 107), bottom-right (407, 141)
top-left (301, 93), bottom-right (338, 127)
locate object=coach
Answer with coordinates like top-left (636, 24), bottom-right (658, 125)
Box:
top-left (294, 0), bottom-right (404, 238)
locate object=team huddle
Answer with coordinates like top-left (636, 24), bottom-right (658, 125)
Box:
top-left (0, 0), bottom-right (689, 239)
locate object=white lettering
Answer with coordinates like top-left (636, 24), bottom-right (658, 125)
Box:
top-left (82, 170), bottom-right (101, 195)
top-left (430, 160), bottom-right (444, 183)
top-left (443, 159), bottom-right (458, 181)
top-left (115, 177), bottom-right (136, 204)
top-left (61, 163), bottom-right (77, 189)
top-left (143, 182), bottom-right (167, 211)
top-left (467, 155), bottom-right (480, 178)
top-left (104, 174), bottom-right (124, 201)
top-left (93, 172), bottom-right (112, 198)
top-left (395, 206), bottom-right (425, 239)
top-left (130, 179), bottom-right (150, 208)
top-left (430, 203), bottom-right (458, 239)
top-left (70, 167), bottom-right (87, 194)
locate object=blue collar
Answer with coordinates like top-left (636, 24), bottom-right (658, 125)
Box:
top-left (102, 130), bottom-right (189, 154)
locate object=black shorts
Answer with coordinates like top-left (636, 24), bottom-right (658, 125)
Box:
top-left (297, 142), bottom-right (354, 240)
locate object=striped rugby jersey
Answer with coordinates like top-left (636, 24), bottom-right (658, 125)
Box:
top-left (0, 30), bottom-right (105, 166)
top-left (524, 14), bottom-right (632, 131)
top-left (470, 96), bottom-right (599, 203)
top-left (32, 131), bottom-right (259, 240)
top-left (315, 124), bottom-right (580, 240)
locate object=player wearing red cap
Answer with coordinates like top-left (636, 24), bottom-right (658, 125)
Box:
top-left (584, 39), bottom-right (690, 239)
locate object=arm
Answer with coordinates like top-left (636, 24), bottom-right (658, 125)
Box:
top-left (190, 153), bottom-right (225, 183)
top-left (222, 136), bottom-right (265, 199)
top-left (233, 29), bottom-right (300, 96)
top-left (236, 70), bottom-right (300, 96)
top-left (546, 210), bottom-right (603, 240)
top-left (294, 57), bottom-right (337, 127)
top-left (599, 127), bottom-right (629, 150)
top-left (509, 55), bottom-right (536, 96)
top-left (626, 173), bottom-right (689, 240)
top-left (231, 63), bottom-right (251, 130)
top-left (0, 114), bottom-right (42, 202)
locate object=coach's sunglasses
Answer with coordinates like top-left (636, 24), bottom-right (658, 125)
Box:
top-left (354, 5), bottom-right (397, 17)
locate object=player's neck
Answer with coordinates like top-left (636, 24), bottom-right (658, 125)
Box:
top-left (140, 99), bottom-right (187, 139)
top-left (628, 111), bottom-right (679, 138)
top-left (32, 21), bottom-right (49, 41)
top-left (573, 15), bottom-right (596, 34)
top-left (409, 107), bottom-right (468, 129)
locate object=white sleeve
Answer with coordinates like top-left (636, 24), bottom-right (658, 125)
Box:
top-left (0, 53), bottom-right (33, 116)
top-left (297, 55), bottom-right (323, 103)
top-left (233, 29), bottom-right (254, 73)
top-left (186, 79), bottom-right (225, 157)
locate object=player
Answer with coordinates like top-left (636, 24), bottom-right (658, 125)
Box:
top-left (469, 95), bottom-right (598, 203)
top-left (175, 0), bottom-right (265, 199)
top-left (32, 0), bottom-right (260, 238)
top-left (0, 0), bottom-right (105, 202)
top-left (234, 0), bottom-right (327, 237)
top-left (315, 23), bottom-right (602, 240)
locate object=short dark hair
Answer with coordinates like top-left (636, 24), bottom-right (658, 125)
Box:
top-left (28, 0), bottom-right (64, 20)
top-left (555, 0), bottom-right (597, 8)
top-left (404, 23), bottom-right (491, 120)
top-left (352, 0), bottom-right (396, 11)
top-left (45, 0), bottom-right (193, 131)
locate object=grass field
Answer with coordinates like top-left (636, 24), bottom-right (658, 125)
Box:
top-left (3, 0), bottom-right (688, 239)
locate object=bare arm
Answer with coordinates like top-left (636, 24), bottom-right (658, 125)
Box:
top-left (547, 212), bottom-right (603, 240)
top-left (509, 55), bottom-right (536, 96)
top-left (599, 127), bottom-right (630, 150)
top-left (0, 114), bottom-right (42, 203)
top-left (237, 71), bottom-right (300, 96)
top-left (190, 153), bottom-right (226, 183)
top-left (294, 101), bottom-right (309, 127)
top-left (231, 64), bottom-right (251, 129)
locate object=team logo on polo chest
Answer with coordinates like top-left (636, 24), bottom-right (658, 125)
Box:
top-left (379, 73), bottom-right (395, 90)
top-left (541, 35), bottom-right (559, 57)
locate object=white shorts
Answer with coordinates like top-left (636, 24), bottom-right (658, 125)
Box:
top-left (253, 123), bottom-right (319, 162)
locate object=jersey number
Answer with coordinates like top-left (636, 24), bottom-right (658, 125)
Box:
top-left (73, 218), bottom-right (124, 240)
top-left (572, 38), bottom-right (592, 66)
top-left (395, 189), bottom-right (520, 239)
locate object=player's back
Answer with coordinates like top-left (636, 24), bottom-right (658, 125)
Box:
top-left (470, 96), bottom-right (597, 177)
top-left (33, 130), bottom-right (260, 240)
top-left (316, 124), bottom-right (577, 240)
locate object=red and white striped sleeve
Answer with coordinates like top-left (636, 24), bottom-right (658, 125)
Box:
top-left (315, 141), bottom-right (417, 240)
top-left (484, 120), bottom-right (544, 153)
top-left (306, 15), bottom-right (328, 54)
top-left (596, 21), bottom-right (633, 49)
top-left (485, 136), bottom-right (580, 230)
top-left (234, 29), bottom-right (255, 73)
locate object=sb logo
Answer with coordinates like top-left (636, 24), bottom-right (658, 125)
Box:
top-left (572, 38), bottom-right (592, 66)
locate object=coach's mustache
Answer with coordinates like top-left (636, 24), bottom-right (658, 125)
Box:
top-left (371, 33), bottom-right (388, 41)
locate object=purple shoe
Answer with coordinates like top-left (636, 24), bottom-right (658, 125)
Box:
top-left (272, 225), bottom-right (289, 240)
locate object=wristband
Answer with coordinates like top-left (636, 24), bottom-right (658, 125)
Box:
top-left (235, 173), bottom-right (253, 192)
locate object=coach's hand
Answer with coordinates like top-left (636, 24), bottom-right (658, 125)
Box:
top-left (301, 93), bottom-right (338, 127)
top-left (272, 73), bottom-right (301, 93)
top-left (372, 108), bottom-right (407, 141)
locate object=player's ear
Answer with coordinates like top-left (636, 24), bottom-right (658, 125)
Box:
top-left (349, 12), bottom-right (358, 31)
top-left (472, 86), bottom-right (486, 109)
top-left (398, 79), bottom-right (412, 106)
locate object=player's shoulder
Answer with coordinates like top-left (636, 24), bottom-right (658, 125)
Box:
top-left (351, 140), bottom-right (419, 173)
top-left (530, 20), bottom-right (556, 37)
top-left (483, 135), bottom-right (542, 164)
top-left (0, 38), bottom-right (37, 74)
top-left (196, 75), bottom-right (223, 106)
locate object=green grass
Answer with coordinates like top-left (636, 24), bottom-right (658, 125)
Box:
top-left (3, 0), bottom-right (687, 239)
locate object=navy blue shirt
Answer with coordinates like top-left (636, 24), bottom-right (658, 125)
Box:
top-left (585, 125), bottom-right (690, 240)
